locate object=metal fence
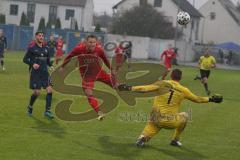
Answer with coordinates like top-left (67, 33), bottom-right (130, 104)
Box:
top-left (192, 44), bottom-right (240, 65)
top-left (0, 24), bottom-right (33, 50)
top-left (0, 24), bottom-right (105, 53)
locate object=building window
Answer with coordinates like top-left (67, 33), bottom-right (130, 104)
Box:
top-left (65, 9), bottom-right (75, 20)
top-left (27, 3), bottom-right (36, 23)
top-left (154, 0), bottom-right (162, 7)
top-left (140, 0), bottom-right (148, 6)
top-left (210, 12), bottom-right (216, 20)
top-left (10, 4), bottom-right (18, 15)
top-left (49, 5), bottom-right (57, 22)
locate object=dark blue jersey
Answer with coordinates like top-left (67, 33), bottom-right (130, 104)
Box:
top-left (47, 40), bottom-right (57, 49)
top-left (0, 36), bottom-right (7, 52)
top-left (47, 40), bottom-right (56, 57)
top-left (23, 43), bottom-right (52, 73)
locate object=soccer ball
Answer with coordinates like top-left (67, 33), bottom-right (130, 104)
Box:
top-left (177, 11), bottom-right (191, 25)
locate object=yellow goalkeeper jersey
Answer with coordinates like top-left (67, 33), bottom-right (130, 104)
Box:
top-left (132, 80), bottom-right (209, 114)
top-left (199, 55), bottom-right (216, 70)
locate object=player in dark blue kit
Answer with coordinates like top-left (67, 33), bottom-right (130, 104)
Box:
top-left (23, 31), bottom-right (54, 119)
top-left (0, 29), bottom-right (7, 71)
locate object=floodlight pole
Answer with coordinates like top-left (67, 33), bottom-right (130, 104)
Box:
top-left (174, 0), bottom-right (181, 48)
top-left (201, 15), bottom-right (211, 44)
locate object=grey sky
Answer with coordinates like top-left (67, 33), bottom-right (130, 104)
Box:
top-left (93, 0), bottom-right (239, 15)
top-left (93, 0), bottom-right (121, 15)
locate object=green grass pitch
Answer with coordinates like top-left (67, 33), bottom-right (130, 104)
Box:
top-left (0, 52), bottom-right (240, 160)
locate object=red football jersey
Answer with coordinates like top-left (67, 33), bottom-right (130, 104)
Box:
top-left (161, 49), bottom-right (176, 69)
top-left (62, 42), bottom-right (110, 81)
top-left (114, 46), bottom-right (125, 65)
top-left (56, 39), bottom-right (64, 50)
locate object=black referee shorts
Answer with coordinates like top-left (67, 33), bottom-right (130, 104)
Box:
top-left (200, 69), bottom-right (210, 79)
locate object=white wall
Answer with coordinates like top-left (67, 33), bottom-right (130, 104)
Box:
top-left (148, 39), bottom-right (174, 59)
top-left (106, 34), bottom-right (195, 62)
top-left (176, 40), bottom-right (194, 62)
top-left (199, 0), bottom-right (240, 44)
top-left (148, 39), bottom-right (194, 61)
top-left (83, 0), bottom-right (94, 31)
top-left (106, 34), bottom-right (150, 59)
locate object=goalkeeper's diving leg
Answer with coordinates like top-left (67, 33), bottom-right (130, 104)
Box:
top-left (170, 112), bottom-right (189, 147)
top-left (136, 122), bottom-right (161, 147)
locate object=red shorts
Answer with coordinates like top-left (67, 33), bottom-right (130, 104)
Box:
top-left (165, 63), bottom-right (172, 70)
top-left (116, 53), bottom-right (125, 65)
top-left (82, 70), bottom-right (116, 90)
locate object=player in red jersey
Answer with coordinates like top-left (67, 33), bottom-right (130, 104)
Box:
top-left (114, 43), bottom-right (126, 71)
top-left (113, 41), bottom-right (132, 71)
top-left (160, 44), bottom-right (176, 80)
top-left (60, 34), bottom-right (118, 120)
top-left (55, 36), bottom-right (64, 65)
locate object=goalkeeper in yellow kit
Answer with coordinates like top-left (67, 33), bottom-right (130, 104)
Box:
top-left (118, 69), bottom-right (223, 147)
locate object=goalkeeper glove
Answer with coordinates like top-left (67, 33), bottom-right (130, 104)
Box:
top-left (118, 84), bottom-right (132, 91)
top-left (209, 94), bottom-right (223, 103)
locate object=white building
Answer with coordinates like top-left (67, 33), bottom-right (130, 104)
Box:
top-left (199, 0), bottom-right (240, 44)
top-left (0, 0), bottom-right (94, 32)
top-left (112, 0), bottom-right (202, 43)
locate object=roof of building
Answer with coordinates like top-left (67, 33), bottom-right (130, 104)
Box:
top-left (112, 0), bottom-right (126, 9)
top-left (171, 0), bottom-right (202, 17)
top-left (219, 0), bottom-right (240, 25)
top-left (113, 0), bottom-right (202, 17)
top-left (9, 0), bottom-right (87, 7)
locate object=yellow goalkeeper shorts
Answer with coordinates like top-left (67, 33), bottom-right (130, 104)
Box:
top-left (142, 112), bottom-right (188, 138)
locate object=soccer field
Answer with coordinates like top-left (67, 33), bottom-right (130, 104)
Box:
top-left (0, 52), bottom-right (240, 160)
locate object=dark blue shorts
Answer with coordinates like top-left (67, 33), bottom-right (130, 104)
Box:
top-left (30, 70), bottom-right (52, 89)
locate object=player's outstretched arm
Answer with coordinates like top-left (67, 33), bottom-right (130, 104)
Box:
top-left (61, 46), bottom-right (81, 68)
top-left (118, 84), bottom-right (159, 92)
top-left (118, 84), bottom-right (132, 91)
top-left (132, 85), bottom-right (159, 92)
top-left (184, 88), bottom-right (223, 104)
top-left (184, 88), bottom-right (210, 103)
